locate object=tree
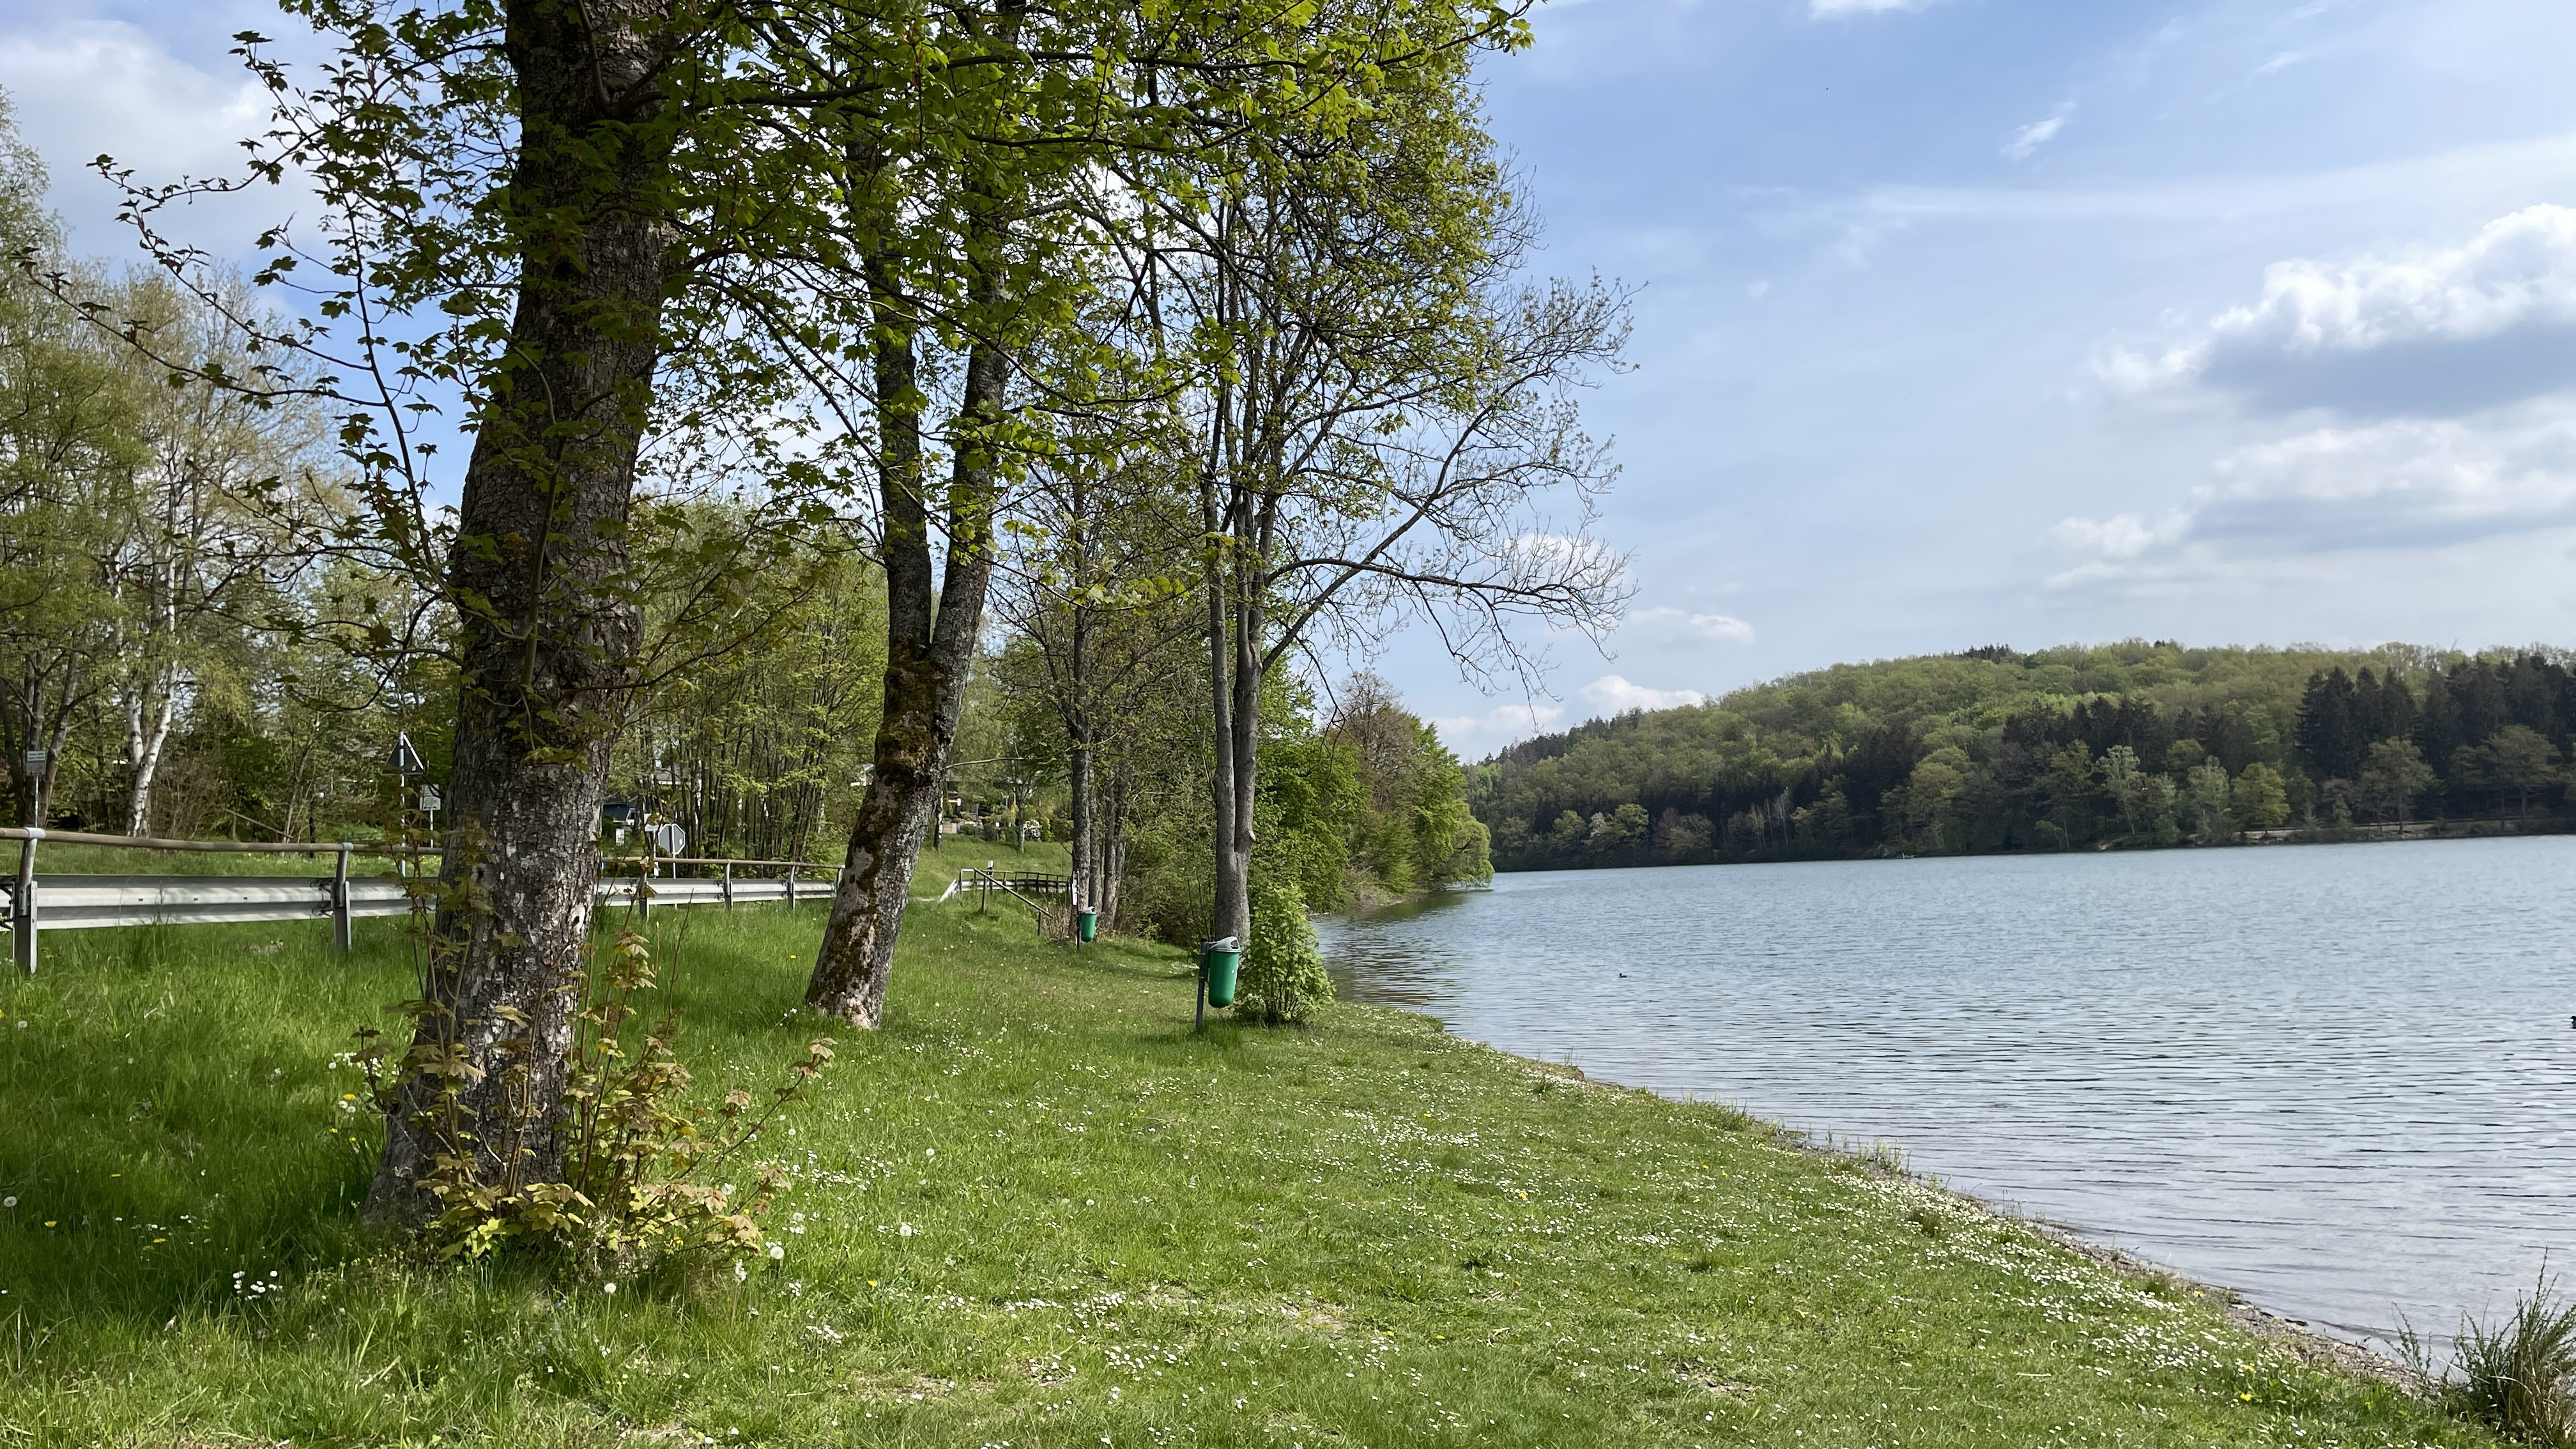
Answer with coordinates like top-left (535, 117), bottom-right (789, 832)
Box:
top-left (2356, 737), bottom-right (2437, 831)
top-left (2232, 762), bottom-right (2290, 830)
top-left (2296, 668), bottom-right (2362, 783)
top-left (1144, 67), bottom-right (1630, 950)
top-left (100, 0), bottom-right (836, 1223)
top-left (2458, 724), bottom-right (2560, 818)
top-left (0, 103), bottom-right (136, 828)
top-left (796, 0), bottom-right (1469, 1026)
top-left (102, 276), bottom-right (333, 836)
top-left (1900, 747), bottom-right (1968, 839)
top-left (1323, 674), bottom-right (1491, 894)
top-left (2184, 760), bottom-right (2232, 843)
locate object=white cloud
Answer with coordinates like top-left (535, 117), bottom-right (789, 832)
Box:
top-left (2066, 205), bottom-right (2576, 593)
top-left (2050, 510), bottom-right (2192, 558)
top-left (1629, 605), bottom-right (1756, 645)
top-left (1428, 702), bottom-right (1565, 746)
top-left (1579, 675), bottom-right (1707, 714)
top-left (2251, 49), bottom-right (2306, 79)
top-left (0, 20), bottom-right (289, 254)
top-left (2099, 204), bottom-right (2576, 397)
top-left (2002, 105), bottom-right (2074, 162)
top-left (0, 22), bottom-right (265, 169)
top-left (2046, 402), bottom-right (2576, 586)
top-left (1809, 0), bottom-right (1945, 15)
top-left (2205, 410), bottom-right (2576, 519)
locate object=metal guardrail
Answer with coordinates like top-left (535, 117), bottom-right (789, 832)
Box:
top-left (33, 874), bottom-right (418, 931)
top-left (955, 862), bottom-right (1078, 938)
top-left (3, 827), bottom-right (839, 974)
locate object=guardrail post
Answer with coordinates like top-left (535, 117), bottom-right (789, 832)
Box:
top-left (641, 839), bottom-right (655, 921)
top-left (333, 843), bottom-right (353, 953)
top-left (721, 861), bottom-right (733, 910)
top-left (785, 865), bottom-right (797, 910)
top-left (12, 828), bottom-right (39, 975)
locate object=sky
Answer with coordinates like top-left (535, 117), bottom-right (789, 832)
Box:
top-left (8, 1), bottom-right (2576, 754)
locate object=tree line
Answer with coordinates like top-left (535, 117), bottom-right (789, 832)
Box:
top-left (1476, 640), bottom-right (2576, 871)
top-left (2, 0), bottom-right (1613, 1253)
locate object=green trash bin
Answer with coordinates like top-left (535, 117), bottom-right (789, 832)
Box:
top-left (1201, 936), bottom-right (1241, 1009)
top-left (1077, 908), bottom-right (1098, 942)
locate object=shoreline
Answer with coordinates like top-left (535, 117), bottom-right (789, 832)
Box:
top-left (1473, 1039), bottom-right (2430, 1393)
top-left (1488, 812), bottom-right (2575, 875)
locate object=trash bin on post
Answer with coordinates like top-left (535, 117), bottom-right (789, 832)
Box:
top-left (1200, 936), bottom-right (1241, 1009)
top-left (1077, 908), bottom-right (1098, 942)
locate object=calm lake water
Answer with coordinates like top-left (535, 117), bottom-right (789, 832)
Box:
top-left (1316, 835), bottom-right (2576, 1354)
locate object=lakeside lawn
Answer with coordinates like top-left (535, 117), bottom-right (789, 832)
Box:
top-left (0, 847), bottom-right (2490, 1446)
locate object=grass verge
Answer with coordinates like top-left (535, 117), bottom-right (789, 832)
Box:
top-left (1, 849), bottom-right (2490, 1446)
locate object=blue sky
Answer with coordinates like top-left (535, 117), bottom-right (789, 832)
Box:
top-left (8, 1), bottom-right (2576, 753)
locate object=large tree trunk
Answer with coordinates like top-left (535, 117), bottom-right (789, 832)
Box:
top-left (365, 0), bottom-right (682, 1225)
top-left (1201, 382), bottom-right (1252, 948)
top-left (1099, 759), bottom-right (1127, 929)
top-left (805, 255), bottom-right (1006, 1027)
top-left (1218, 533), bottom-right (1259, 945)
top-left (1064, 490), bottom-right (1094, 910)
top-left (124, 673), bottom-right (177, 836)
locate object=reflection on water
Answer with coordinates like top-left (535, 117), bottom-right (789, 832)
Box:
top-left (1317, 836), bottom-right (2576, 1354)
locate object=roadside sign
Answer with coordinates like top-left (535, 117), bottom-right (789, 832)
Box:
top-left (389, 733), bottom-right (424, 775)
top-left (650, 822), bottom-right (686, 855)
top-left (417, 784), bottom-right (441, 813)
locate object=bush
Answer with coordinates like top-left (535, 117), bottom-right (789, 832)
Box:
top-left (2453, 1273), bottom-right (2576, 1445)
top-left (1236, 873), bottom-right (1330, 1025)
top-left (365, 928), bottom-right (832, 1276)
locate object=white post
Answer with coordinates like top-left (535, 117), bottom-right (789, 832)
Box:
top-left (12, 829), bottom-right (39, 975)
top-left (721, 860), bottom-right (734, 910)
top-left (785, 865), bottom-right (797, 910)
top-left (333, 843), bottom-right (353, 953)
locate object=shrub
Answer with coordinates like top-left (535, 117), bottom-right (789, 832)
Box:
top-left (1236, 873), bottom-right (1331, 1025)
top-left (2455, 1273), bottom-right (2576, 1445)
top-left (363, 928), bottom-right (832, 1276)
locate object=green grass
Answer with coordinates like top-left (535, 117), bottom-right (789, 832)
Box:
top-left (0, 852), bottom-right (2489, 1446)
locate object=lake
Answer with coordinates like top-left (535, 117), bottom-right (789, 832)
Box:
top-left (1315, 834), bottom-right (2576, 1355)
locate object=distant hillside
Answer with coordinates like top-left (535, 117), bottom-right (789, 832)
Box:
top-left (1469, 640), bottom-right (2576, 870)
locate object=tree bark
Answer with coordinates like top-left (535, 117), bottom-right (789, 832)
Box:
top-left (124, 672), bottom-right (177, 836)
top-left (365, 0), bottom-right (683, 1224)
top-left (1064, 478), bottom-right (1094, 910)
top-left (805, 254), bottom-right (1006, 1026)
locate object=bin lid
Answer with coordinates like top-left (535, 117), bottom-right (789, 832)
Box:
top-left (1202, 936), bottom-right (1240, 953)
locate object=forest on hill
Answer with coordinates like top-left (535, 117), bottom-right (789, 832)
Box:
top-left (1470, 640), bottom-right (2576, 871)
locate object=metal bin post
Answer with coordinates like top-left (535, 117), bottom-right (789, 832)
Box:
top-left (12, 829), bottom-right (38, 974)
top-left (333, 843), bottom-right (354, 952)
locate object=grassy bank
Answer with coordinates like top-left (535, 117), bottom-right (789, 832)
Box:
top-left (1, 848), bottom-right (2488, 1446)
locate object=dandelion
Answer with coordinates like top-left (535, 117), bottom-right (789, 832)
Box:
top-left (3, 1197), bottom-right (15, 1208)
top-left (735, 1261), bottom-right (749, 1283)
top-left (603, 1282), bottom-right (618, 1296)
top-left (767, 1241), bottom-right (786, 1261)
